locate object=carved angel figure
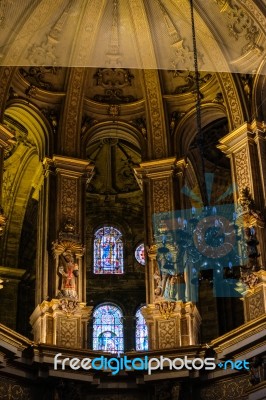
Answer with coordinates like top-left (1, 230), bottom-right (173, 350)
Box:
top-left (58, 250), bottom-right (79, 299)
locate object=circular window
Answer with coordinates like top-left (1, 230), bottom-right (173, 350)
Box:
top-left (135, 243), bottom-right (145, 265)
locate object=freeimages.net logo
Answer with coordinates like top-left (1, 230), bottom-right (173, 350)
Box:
top-left (53, 354), bottom-right (249, 375)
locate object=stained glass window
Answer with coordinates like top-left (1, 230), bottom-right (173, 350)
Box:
top-left (94, 226), bottom-right (123, 274)
top-left (135, 307), bottom-right (148, 351)
top-left (135, 243), bottom-right (145, 266)
top-left (93, 304), bottom-right (124, 353)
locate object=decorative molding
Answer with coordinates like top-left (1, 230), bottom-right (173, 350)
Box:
top-left (108, 104), bottom-right (120, 117)
top-left (95, 68), bottom-right (133, 89)
top-left (214, 0), bottom-right (263, 55)
top-left (58, 317), bottom-right (79, 348)
top-left (20, 66), bottom-right (61, 91)
top-left (105, 0), bottom-right (121, 67)
top-left (93, 68), bottom-right (135, 103)
top-left (58, 298), bottom-right (80, 315)
top-left (170, 71), bottom-right (212, 95)
top-left (248, 291), bottom-right (264, 319)
top-left (62, 68), bottom-right (87, 156)
top-left (155, 301), bottom-right (176, 319)
top-left (27, 0), bottom-right (72, 65)
top-left (218, 73), bottom-right (244, 129)
top-left (158, 319), bottom-right (176, 348)
top-left (152, 178), bottom-right (171, 213)
top-left (200, 375), bottom-right (251, 400)
top-left (234, 147), bottom-right (251, 191)
top-left (60, 175), bottom-right (78, 226)
top-left (69, 0), bottom-right (106, 66)
top-left (157, 0), bottom-right (203, 70)
top-left (0, 379), bottom-right (32, 400)
top-left (142, 70), bottom-right (167, 159)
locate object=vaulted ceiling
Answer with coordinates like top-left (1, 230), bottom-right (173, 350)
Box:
top-left (0, 0), bottom-right (265, 74)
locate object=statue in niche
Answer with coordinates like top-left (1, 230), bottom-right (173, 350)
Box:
top-left (154, 250), bottom-right (186, 302)
top-left (58, 250), bottom-right (79, 299)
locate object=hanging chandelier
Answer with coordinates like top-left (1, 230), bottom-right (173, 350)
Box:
top-left (151, 0), bottom-right (255, 301)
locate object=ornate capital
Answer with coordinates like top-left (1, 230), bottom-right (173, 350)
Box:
top-left (155, 301), bottom-right (176, 320)
top-left (237, 186), bottom-right (265, 228)
top-left (52, 239), bottom-right (84, 259)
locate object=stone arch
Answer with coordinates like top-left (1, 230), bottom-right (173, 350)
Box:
top-left (4, 100), bottom-right (53, 158)
top-left (174, 103), bottom-right (227, 158)
top-left (1, 101), bottom-right (52, 268)
top-left (1, 148), bottom-right (39, 267)
top-left (81, 120), bottom-right (146, 159)
top-left (252, 59), bottom-right (266, 122)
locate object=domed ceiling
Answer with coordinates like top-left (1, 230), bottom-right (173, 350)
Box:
top-left (0, 0), bottom-right (265, 74)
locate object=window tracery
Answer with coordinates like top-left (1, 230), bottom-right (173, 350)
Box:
top-left (135, 243), bottom-right (145, 266)
top-left (135, 307), bottom-right (148, 351)
top-left (93, 304), bottom-right (124, 353)
top-left (94, 226), bottom-right (123, 274)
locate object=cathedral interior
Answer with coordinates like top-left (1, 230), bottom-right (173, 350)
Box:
top-left (0, 0), bottom-right (266, 399)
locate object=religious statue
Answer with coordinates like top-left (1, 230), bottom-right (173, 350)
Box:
top-left (58, 250), bottom-right (79, 299)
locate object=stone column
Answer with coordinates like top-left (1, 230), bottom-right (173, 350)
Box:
top-left (218, 120), bottom-right (266, 266)
top-left (134, 158), bottom-right (201, 350)
top-left (31, 67), bottom-right (95, 348)
top-left (30, 156), bottom-right (94, 348)
top-left (219, 120), bottom-right (266, 323)
top-left (0, 124), bottom-right (14, 235)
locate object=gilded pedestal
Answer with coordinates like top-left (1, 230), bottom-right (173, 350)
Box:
top-left (30, 299), bottom-right (93, 348)
top-left (242, 270), bottom-right (266, 322)
top-left (142, 301), bottom-right (201, 350)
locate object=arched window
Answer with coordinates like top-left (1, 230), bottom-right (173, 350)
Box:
top-left (93, 304), bottom-right (124, 353)
top-left (94, 226), bottom-right (123, 274)
top-left (135, 307), bottom-right (148, 351)
top-left (135, 243), bottom-right (145, 265)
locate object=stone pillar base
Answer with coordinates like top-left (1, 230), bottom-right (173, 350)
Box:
top-left (243, 270), bottom-right (266, 322)
top-left (142, 301), bottom-right (201, 350)
top-left (30, 298), bottom-right (93, 349)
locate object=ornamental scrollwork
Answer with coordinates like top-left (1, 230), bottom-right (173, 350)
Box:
top-left (214, 0), bottom-right (263, 55)
top-left (155, 301), bottom-right (176, 320)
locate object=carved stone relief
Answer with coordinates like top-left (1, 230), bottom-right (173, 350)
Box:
top-left (93, 68), bottom-right (135, 103)
top-left (105, 0), bottom-right (121, 67)
top-left (200, 375), bottom-right (251, 400)
top-left (157, 0), bottom-right (203, 71)
top-left (19, 67), bottom-right (62, 91)
top-left (58, 317), bottom-right (79, 348)
top-left (170, 71), bottom-right (212, 95)
top-left (143, 70), bottom-right (167, 159)
top-left (248, 291), bottom-right (264, 319)
top-left (152, 178), bottom-right (171, 213)
top-left (218, 73), bottom-right (243, 128)
top-left (61, 176), bottom-right (78, 224)
top-left (234, 147), bottom-right (250, 192)
top-left (0, 379), bottom-right (32, 400)
top-left (27, 1), bottom-right (72, 65)
top-left (214, 0), bottom-right (263, 55)
top-left (70, 0), bottom-right (106, 66)
top-left (158, 319), bottom-right (176, 348)
top-left (62, 68), bottom-right (86, 156)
